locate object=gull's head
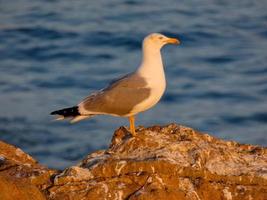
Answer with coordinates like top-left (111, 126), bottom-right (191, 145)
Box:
top-left (143, 33), bottom-right (180, 50)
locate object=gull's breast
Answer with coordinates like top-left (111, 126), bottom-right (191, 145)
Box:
top-left (128, 74), bottom-right (166, 116)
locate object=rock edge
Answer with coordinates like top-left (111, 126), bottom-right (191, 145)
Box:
top-left (0, 124), bottom-right (266, 200)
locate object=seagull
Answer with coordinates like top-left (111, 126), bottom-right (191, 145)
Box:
top-left (51, 33), bottom-right (180, 136)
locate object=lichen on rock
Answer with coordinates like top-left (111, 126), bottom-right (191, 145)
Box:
top-left (0, 124), bottom-right (266, 200)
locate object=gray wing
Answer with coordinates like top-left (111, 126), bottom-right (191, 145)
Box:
top-left (79, 73), bottom-right (151, 116)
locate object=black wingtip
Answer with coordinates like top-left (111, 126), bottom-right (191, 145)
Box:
top-left (50, 106), bottom-right (79, 117)
top-left (50, 110), bottom-right (58, 115)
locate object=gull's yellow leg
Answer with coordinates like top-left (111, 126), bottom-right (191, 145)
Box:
top-left (128, 116), bottom-right (136, 136)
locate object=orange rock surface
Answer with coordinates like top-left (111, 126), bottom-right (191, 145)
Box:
top-left (0, 124), bottom-right (266, 200)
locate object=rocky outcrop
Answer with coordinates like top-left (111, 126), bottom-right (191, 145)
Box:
top-left (0, 124), bottom-right (266, 200)
top-left (0, 141), bottom-right (56, 200)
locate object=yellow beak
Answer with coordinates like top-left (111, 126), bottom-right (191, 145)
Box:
top-left (165, 37), bottom-right (181, 45)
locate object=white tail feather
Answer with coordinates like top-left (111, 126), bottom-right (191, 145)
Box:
top-left (70, 115), bottom-right (91, 123)
top-left (54, 116), bottom-right (65, 121)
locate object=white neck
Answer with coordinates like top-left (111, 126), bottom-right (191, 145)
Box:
top-left (137, 45), bottom-right (165, 79)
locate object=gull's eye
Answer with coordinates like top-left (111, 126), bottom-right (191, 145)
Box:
top-left (159, 36), bottom-right (163, 40)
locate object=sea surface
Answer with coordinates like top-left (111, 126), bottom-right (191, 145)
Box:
top-left (0, 0), bottom-right (267, 169)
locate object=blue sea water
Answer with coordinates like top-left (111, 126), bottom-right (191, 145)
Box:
top-left (0, 0), bottom-right (266, 169)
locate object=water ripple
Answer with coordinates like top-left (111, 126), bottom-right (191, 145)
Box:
top-left (4, 26), bottom-right (79, 40)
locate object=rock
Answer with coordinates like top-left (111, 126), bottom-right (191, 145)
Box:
top-left (0, 124), bottom-right (266, 200)
top-left (47, 124), bottom-right (267, 200)
top-left (0, 141), bottom-right (57, 200)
